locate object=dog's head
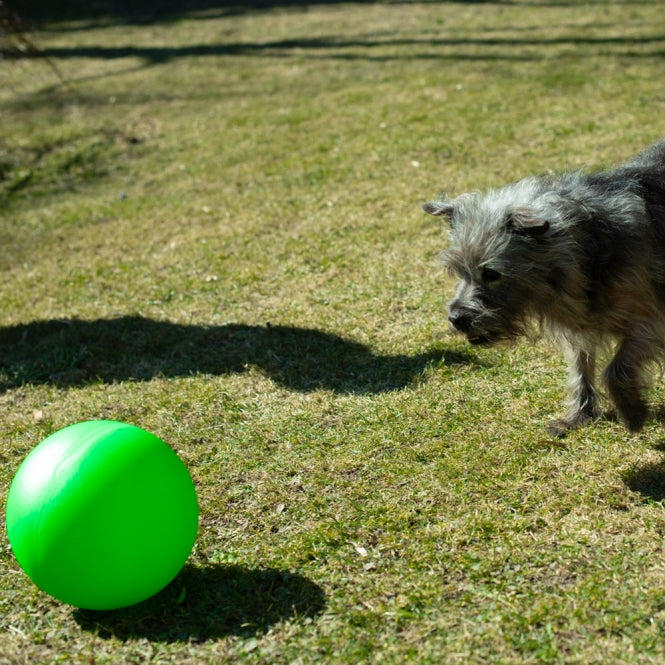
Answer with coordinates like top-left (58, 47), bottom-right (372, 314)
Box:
top-left (423, 182), bottom-right (556, 346)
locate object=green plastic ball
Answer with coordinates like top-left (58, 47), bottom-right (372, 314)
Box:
top-left (5, 420), bottom-right (198, 610)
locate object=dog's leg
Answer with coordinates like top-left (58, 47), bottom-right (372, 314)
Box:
top-left (604, 335), bottom-right (651, 432)
top-left (548, 342), bottom-right (600, 437)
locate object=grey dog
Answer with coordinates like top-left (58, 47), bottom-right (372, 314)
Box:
top-left (423, 138), bottom-right (665, 436)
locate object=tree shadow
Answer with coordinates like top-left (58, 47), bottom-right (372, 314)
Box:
top-left (26, 32), bottom-right (665, 66)
top-left (22, 1), bottom-right (605, 30)
top-left (0, 316), bottom-right (474, 394)
top-left (74, 563), bottom-right (326, 642)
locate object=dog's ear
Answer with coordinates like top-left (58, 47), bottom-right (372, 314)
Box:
top-left (507, 208), bottom-right (550, 238)
top-left (422, 199), bottom-right (455, 220)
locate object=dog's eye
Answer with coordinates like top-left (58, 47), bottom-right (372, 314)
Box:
top-left (481, 268), bottom-right (501, 284)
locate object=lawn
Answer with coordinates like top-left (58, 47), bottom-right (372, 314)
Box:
top-left (3, 1), bottom-right (665, 663)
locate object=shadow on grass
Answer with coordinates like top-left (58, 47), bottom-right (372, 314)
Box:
top-left (621, 415), bottom-right (665, 501)
top-left (23, 1), bottom-right (599, 29)
top-left (623, 456), bottom-right (665, 502)
top-left (74, 563), bottom-right (326, 642)
top-left (22, 32), bottom-right (665, 67)
top-left (0, 316), bottom-right (474, 394)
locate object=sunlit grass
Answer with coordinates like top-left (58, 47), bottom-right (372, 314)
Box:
top-left (3, 2), bottom-right (665, 663)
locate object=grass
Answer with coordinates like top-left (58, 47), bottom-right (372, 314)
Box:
top-left (3, 1), bottom-right (665, 662)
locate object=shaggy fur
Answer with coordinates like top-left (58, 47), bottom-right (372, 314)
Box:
top-left (423, 138), bottom-right (665, 436)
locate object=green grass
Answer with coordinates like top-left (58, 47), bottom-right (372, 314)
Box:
top-left (3, 1), bottom-right (665, 663)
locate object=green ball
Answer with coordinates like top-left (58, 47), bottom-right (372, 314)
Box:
top-left (5, 421), bottom-right (198, 610)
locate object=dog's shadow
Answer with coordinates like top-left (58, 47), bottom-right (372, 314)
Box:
top-left (0, 316), bottom-right (474, 394)
top-left (623, 440), bottom-right (665, 502)
top-left (74, 563), bottom-right (326, 642)
top-left (621, 405), bottom-right (665, 501)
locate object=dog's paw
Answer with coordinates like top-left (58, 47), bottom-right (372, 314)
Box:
top-left (547, 412), bottom-right (595, 438)
top-left (608, 388), bottom-right (648, 433)
top-left (619, 402), bottom-right (648, 433)
top-left (547, 419), bottom-right (574, 438)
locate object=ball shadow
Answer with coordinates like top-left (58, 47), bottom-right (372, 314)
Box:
top-left (74, 563), bottom-right (326, 642)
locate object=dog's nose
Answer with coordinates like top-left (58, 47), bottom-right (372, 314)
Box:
top-left (448, 311), bottom-right (473, 333)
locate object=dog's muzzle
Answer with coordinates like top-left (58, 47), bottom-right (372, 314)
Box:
top-left (448, 310), bottom-right (473, 334)
top-left (448, 311), bottom-right (497, 346)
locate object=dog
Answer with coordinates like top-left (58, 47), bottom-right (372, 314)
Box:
top-left (423, 138), bottom-right (665, 436)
